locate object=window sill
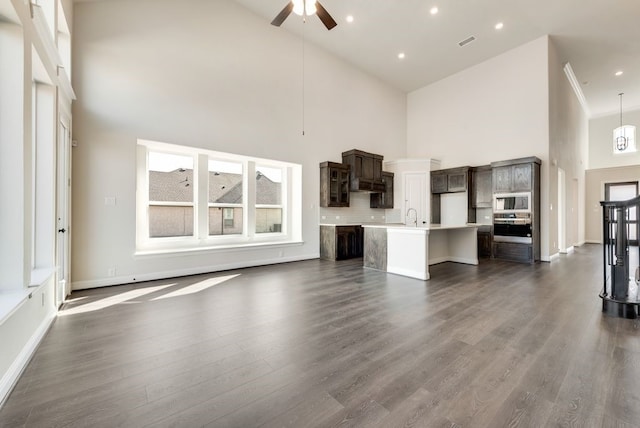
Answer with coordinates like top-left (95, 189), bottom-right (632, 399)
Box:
top-left (0, 288), bottom-right (35, 326)
top-left (30, 268), bottom-right (55, 288)
top-left (0, 269), bottom-right (55, 326)
top-left (134, 239), bottom-right (304, 257)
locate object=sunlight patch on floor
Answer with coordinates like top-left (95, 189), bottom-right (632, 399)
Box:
top-left (59, 283), bottom-right (176, 316)
top-left (152, 274), bottom-right (240, 300)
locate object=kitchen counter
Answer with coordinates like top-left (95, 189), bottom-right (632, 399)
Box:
top-left (362, 223), bottom-right (478, 280)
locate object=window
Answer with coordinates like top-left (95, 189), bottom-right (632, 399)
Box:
top-left (255, 165), bottom-right (283, 233)
top-left (147, 151), bottom-right (194, 238)
top-left (137, 140), bottom-right (302, 252)
top-left (209, 159), bottom-right (243, 236)
top-left (613, 125), bottom-right (636, 154)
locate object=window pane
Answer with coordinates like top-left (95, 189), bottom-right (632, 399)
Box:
top-left (209, 207), bottom-right (243, 235)
top-left (148, 152), bottom-right (194, 237)
top-left (149, 152), bottom-right (194, 202)
top-left (256, 208), bottom-right (282, 233)
top-left (256, 166), bottom-right (282, 205)
top-left (149, 206), bottom-right (194, 237)
top-left (209, 159), bottom-right (243, 204)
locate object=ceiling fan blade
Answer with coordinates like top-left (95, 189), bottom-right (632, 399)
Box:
top-left (316, 1), bottom-right (337, 30)
top-left (271, 2), bottom-right (294, 27)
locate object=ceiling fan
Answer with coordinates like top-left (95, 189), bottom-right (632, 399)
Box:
top-left (271, 0), bottom-right (337, 30)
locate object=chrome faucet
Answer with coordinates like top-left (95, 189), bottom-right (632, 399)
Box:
top-left (406, 208), bottom-right (418, 227)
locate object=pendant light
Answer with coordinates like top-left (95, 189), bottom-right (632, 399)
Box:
top-left (615, 92), bottom-right (629, 151)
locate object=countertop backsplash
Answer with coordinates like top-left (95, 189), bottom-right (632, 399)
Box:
top-left (320, 192), bottom-right (389, 225)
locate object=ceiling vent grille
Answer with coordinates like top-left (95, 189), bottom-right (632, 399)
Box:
top-left (458, 36), bottom-right (476, 47)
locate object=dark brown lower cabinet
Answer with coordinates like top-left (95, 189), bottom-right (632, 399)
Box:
top-left (320, 225), bottom-right (363, 260)
top-left (477, 230), bottom-right (492, 258)
top-left (492, 242), bottom-right (533, 263)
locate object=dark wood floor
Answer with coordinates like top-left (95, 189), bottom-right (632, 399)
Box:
top-left (1, 244), bottom-right (639, 427)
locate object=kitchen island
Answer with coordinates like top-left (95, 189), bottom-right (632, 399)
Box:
top-left (362, 224), bottom-right (478, 280)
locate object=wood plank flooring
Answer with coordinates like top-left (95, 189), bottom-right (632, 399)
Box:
top-left (1, 244), bottom-right (639, 427)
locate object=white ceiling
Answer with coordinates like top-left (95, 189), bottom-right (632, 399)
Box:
top-left (233, 0), bottom-right (640, 118)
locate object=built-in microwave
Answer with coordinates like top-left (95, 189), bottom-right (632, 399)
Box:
top-left (494, 192), bottom-right (531, 212)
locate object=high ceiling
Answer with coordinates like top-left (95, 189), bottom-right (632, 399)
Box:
top-left (234, 0), bottom-right (640, 118)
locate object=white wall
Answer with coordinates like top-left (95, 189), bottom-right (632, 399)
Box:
top-left (547, 39), bottom-right (588, 252)
top-left (589, 109), bottom-right (640, 169)
top-left (407, 36), bottom-right (551, 259)
top-left (585, 166), bottom-right (640, 243)
top-left (71, 0), bottom-right (407, 288)
top-left (0, 0), bottom-right (69, 405)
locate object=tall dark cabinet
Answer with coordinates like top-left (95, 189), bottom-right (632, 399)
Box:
top-left (490, 157), bottom-right (541, 263)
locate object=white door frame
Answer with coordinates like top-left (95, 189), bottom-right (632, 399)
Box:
top-left (56, 113), bottom-right (72, 306)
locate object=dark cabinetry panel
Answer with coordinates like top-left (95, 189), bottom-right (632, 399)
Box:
top-left (320, 162), bottom-right (350, 207)
top-left (431, 172), bottom-right (447, 193)
top-left (512, 163), bottom-right (533, 191)
top-left (370, 171), bottom-right (394, 209)
top-left (431, 168), bottom-right (468, 194)
top-left (493, 241), bottom-right (533, 262)
top-left (342, 149), bottom-right (384, 192)
top-left (478, 229), bottom-right (492, 258)
top-left (472, 166), bottom-right (492, 208)
top-left (320, 225), bottom-right (363, 260)
top-left (492, 166), bottom-right (513, 193)
top-left (492, 158), bottom-right (536, 193)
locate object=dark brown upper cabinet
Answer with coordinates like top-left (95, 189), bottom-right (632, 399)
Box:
top-left (320, 161), bottom-right (350, 207)
top-left (471, 165), bottom-right (492, 208)
top-left (431, 167), bottom-right (469, 194)
top-left (370, 171), bottom-right (394, 209)
top-left (491, 157), bottom-right (539, 193)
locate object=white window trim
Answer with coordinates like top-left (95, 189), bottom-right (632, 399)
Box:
top-left (136, 139), bottom-right (302, 254)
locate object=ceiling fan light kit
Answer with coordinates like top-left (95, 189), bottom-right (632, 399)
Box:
top-left (271, 0), bottom-right (337, 30)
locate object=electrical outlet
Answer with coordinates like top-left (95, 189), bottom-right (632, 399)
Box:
top-left (107, 267), bottom-right (116, 277)
top-left (335, 215), bottom-right (340, 219)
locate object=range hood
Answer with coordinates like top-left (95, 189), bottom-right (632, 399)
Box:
top-left (342, 149), bottom-right (385, 192)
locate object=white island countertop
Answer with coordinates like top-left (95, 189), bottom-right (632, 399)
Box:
top-left (362, 223), bottom-right (479, 280)
top-left (362, 223), bottom-right (479, 231)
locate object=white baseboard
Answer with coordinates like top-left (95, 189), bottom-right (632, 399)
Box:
top-left (559, 246), bottom-right (575, 254)
top-left (387, 266), bottom-right (429, 281)
top-left (0, 311), bottom-right (56, 407)
top-left (584, 240), bottom-right (601, 244)
top-left (71, 254), bottom-right (320, 290)
top-left (429, 256), bottom-right (478, 266)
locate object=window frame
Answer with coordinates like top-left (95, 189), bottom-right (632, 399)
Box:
top-left (136, 139), bottom-right (301, 253)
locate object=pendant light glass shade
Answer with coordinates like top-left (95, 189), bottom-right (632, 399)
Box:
top-left (615, 93), bottom-right (629, 151)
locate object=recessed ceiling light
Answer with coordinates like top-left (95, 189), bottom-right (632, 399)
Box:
top-left (615, 70), bottom-right (623, 76)
top-left (398, 52), bottom-right (406, 60)
top-left (346, 15), bottom-right (354, 23)
top-left (495, 22), bottom-right (504, 30)
top-left (430, 7), bottom-right (438, 15)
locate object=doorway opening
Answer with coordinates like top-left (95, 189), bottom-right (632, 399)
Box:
top-left (605, 181), bottom-right (639, 246)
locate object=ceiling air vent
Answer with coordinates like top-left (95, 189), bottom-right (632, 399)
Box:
top-left (458, 36), bottom-right (476, 47)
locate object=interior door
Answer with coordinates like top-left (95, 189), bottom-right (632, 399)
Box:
top-left (56, 116), bottom-right (71, 307)
top-left (404, 173), bottom-right (426, 226)
top-left (605, 181), bottom-right (638, 246)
